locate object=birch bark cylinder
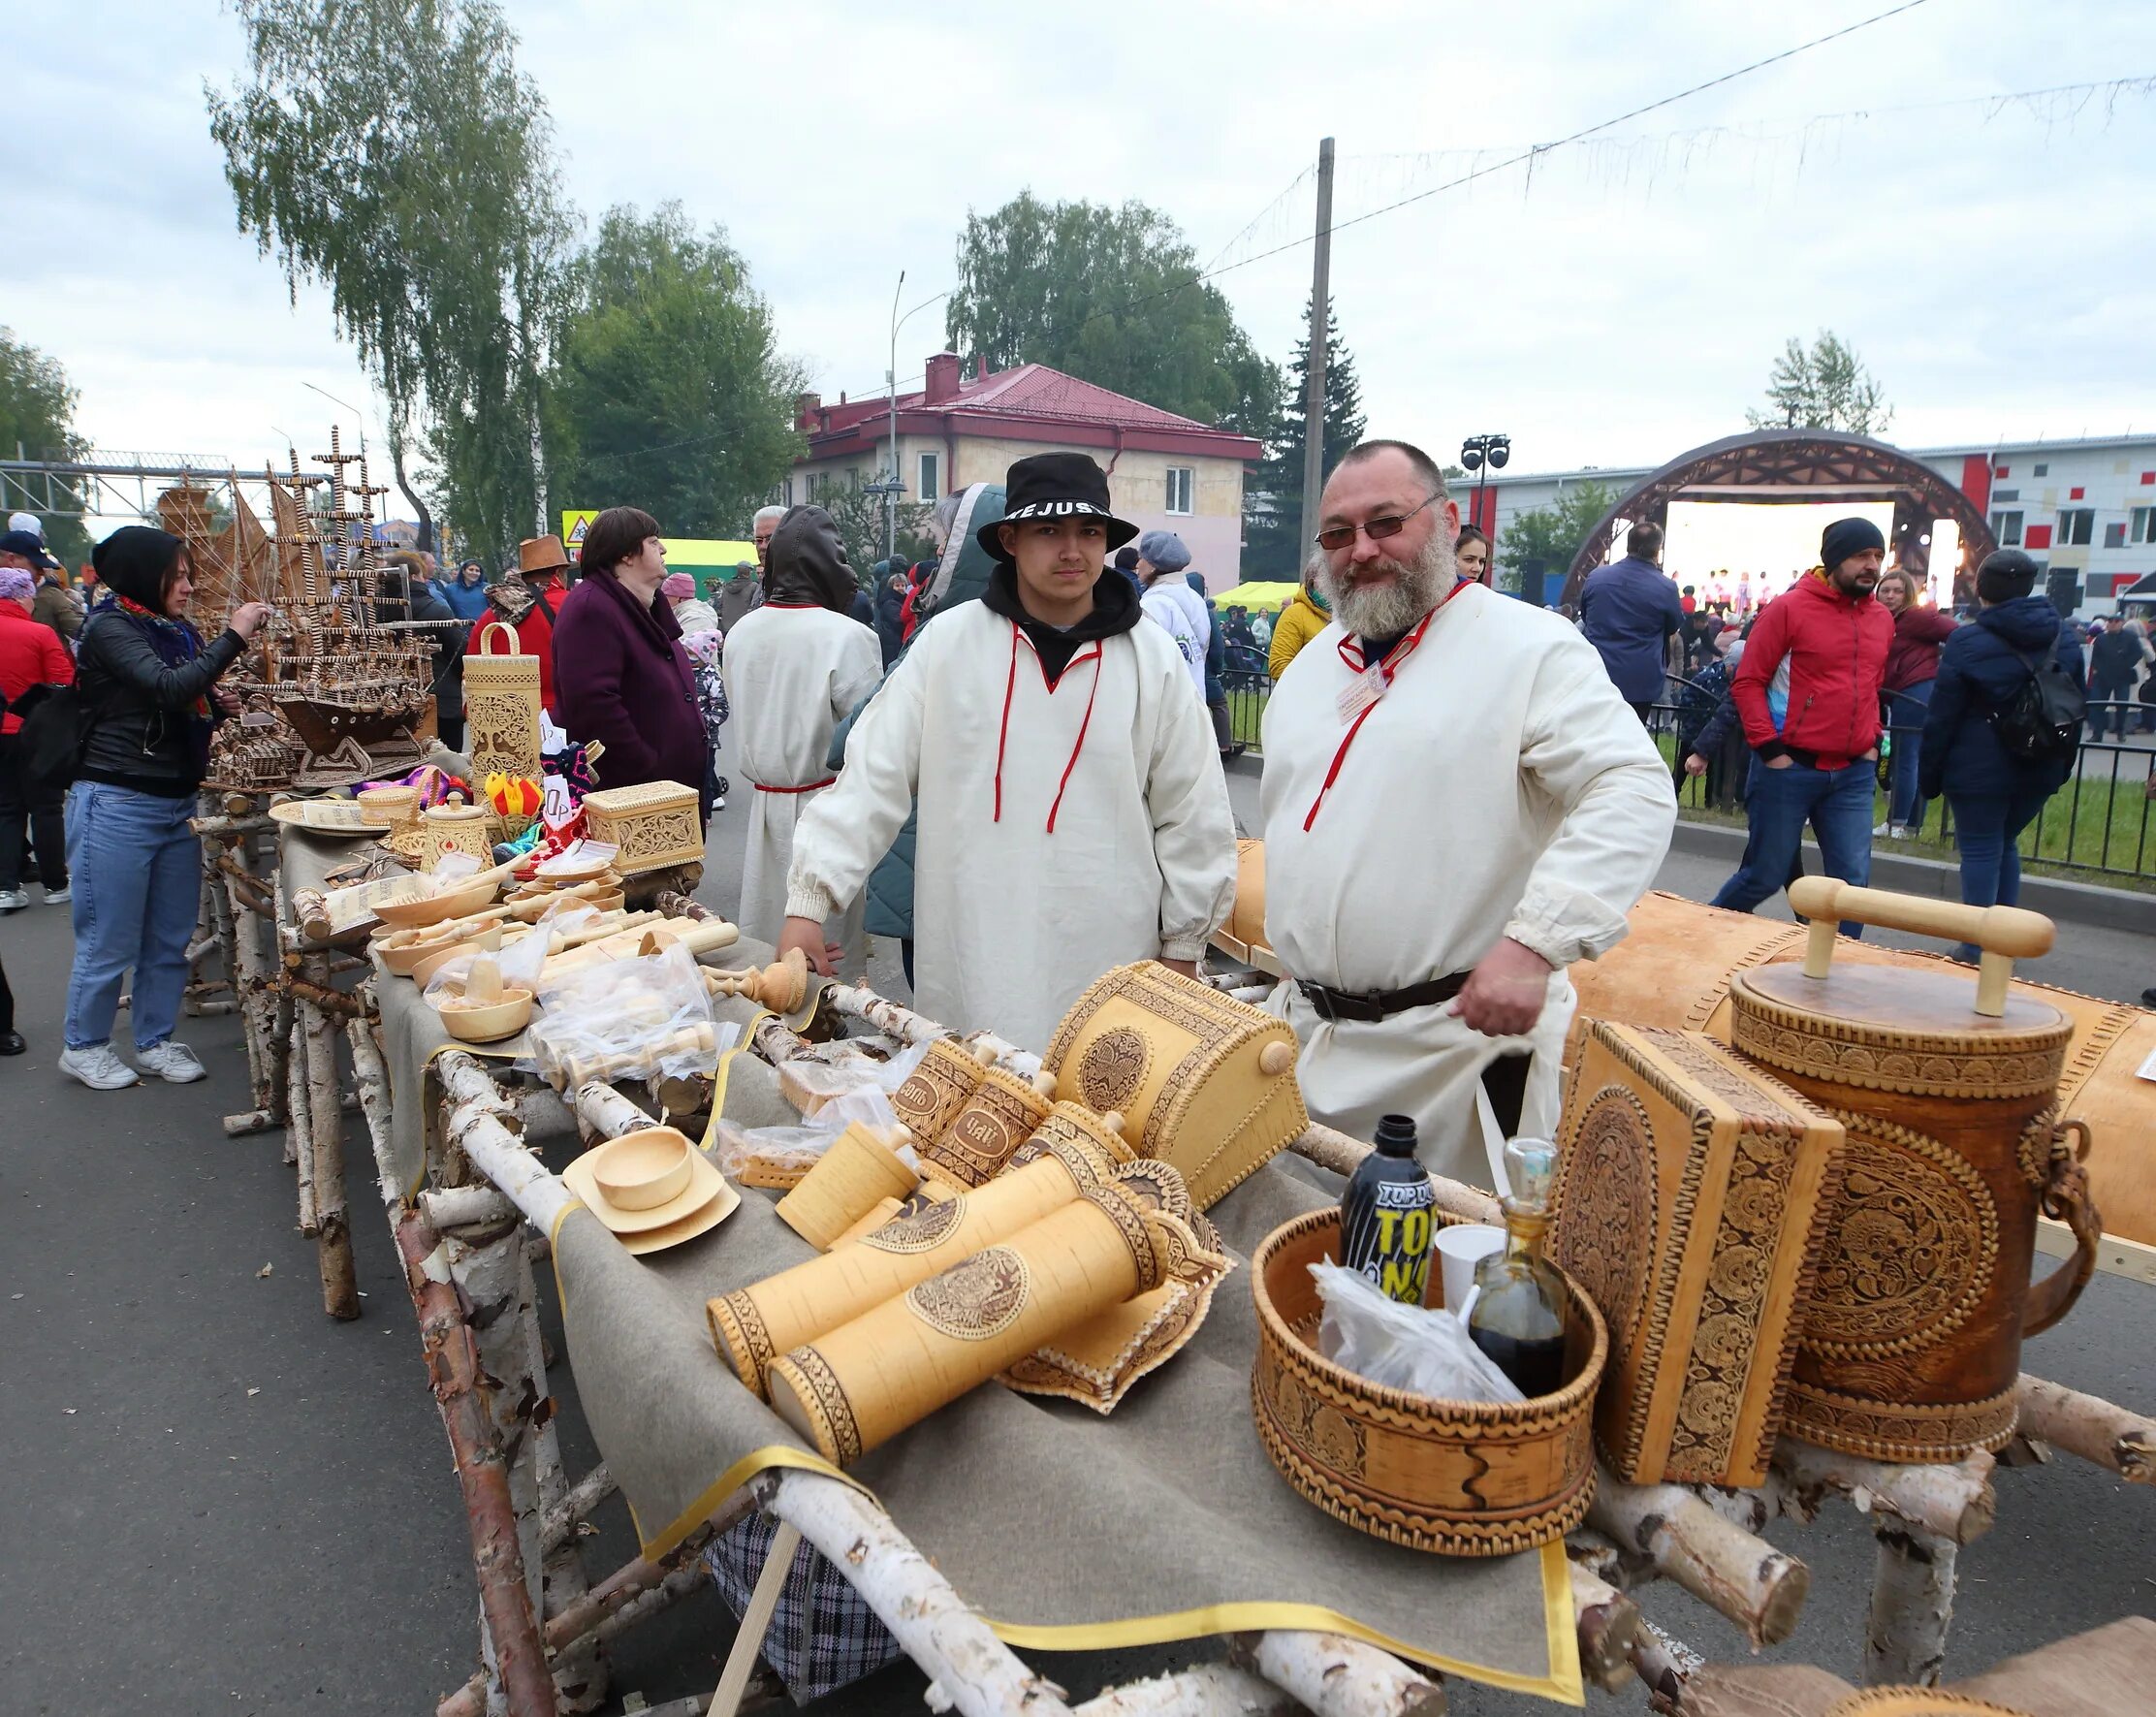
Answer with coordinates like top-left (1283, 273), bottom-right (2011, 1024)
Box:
top-left (1864, 1523), bottom-right (1958, 1687)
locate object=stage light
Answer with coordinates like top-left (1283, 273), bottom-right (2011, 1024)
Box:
top-left (1461, 447), bottom-right (1483, 471)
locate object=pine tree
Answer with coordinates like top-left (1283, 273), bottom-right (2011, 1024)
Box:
top-left (1244, 298), bottom-right (1367, 580)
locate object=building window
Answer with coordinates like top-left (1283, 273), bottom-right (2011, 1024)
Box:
top-left (2056, 509), bottom-right (2095, 547)
top-left (1165, 467), bottom-right (1194, 515)
top-left (2103, 522), bottom-right (2127, 550)
top-left (917, 452), bottom-right (940, 504)
top-left (2131, 507), bottom-right (2156, 544)
top-left (1992, 488), bottom-right (2018, 502)
top-left (2033, 462), bottom-right (2048, 477)
top-left (1989, 509), bottom-right (2022, 547)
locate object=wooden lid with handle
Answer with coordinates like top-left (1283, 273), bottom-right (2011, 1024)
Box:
top-left (1787, 876), bottom-right (2053, 1019)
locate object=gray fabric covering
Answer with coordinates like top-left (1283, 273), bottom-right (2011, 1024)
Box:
top-left (552, 1155), bottom-right (1572, 1697)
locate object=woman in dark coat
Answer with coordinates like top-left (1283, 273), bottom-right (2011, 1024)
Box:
top-left (1918, 550), bottom-right (2085, 958)
top-left (551, 507), bottom-right (710, 823)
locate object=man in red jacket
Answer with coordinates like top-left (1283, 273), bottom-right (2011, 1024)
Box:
top-left (1708, 517), bottom-right (1892, 934)
top-left (0, 565), bottom-right (75, 911)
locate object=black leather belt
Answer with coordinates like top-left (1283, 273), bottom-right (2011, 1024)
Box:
top-left (1295, 970), bottom-right (1471, 1025)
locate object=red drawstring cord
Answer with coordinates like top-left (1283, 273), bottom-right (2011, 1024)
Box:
top-left (1303, 591), bottom-right (1458, 831)
top-left (993, 623), bottom-right (1020, 822)
top-left (1045, 652), bottom-right (1103, 834)
top-left (1303, 699), bottom-right (1380, 832)
top-left (996, 621), bottom-right (1103, 831)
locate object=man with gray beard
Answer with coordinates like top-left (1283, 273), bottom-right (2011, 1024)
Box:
top-left (1257, 439), bottom-right (1675, 1189)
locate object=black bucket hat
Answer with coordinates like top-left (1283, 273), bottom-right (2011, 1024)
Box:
top-left (977, 452), bottom-right (1138, 564)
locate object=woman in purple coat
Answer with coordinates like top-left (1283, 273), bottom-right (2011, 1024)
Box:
top-left (552, 507), bottom-right (711, 825)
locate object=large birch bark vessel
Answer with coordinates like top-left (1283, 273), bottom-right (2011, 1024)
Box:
top-left (1726, 880), bottom-right (2103, 1463)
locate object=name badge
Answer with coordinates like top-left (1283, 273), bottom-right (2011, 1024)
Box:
top-left (1337, 663), bottom-right (1387, 725)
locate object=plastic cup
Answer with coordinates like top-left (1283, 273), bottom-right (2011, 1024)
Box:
top-left (1436, 1224), bottom-right (1506, 1315)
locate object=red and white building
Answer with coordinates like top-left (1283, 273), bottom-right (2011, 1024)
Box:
top-left (786, 353), bottom-right (1262, 588)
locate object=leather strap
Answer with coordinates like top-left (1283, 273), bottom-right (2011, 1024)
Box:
top-left (1296, 970), bottom-right (1471, 1024)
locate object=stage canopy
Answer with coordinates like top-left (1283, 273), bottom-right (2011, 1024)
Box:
top-left (1213, 580), bottom-right (1300, 611)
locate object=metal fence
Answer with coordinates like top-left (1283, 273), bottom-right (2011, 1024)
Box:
top-left (1219, 666), bottom-right (2156, 884)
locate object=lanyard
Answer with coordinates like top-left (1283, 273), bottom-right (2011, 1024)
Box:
top-left (1302, 580), bottom-right (1468, 832)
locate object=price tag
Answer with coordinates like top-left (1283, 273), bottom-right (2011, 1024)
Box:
top-left (2137, 1044), bottom-right (2156, 1084)
top-left (1336, 663), bottom-right (1387, 725)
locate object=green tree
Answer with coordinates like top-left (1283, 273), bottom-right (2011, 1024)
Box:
top-left (1501, 480), bottom-right (1617, 594)
top-left (206, 0), bottom-right (572, 565)
top-left (546, 204), bottom-right (805, 537)
top-left (0, 328), bottom-right (92, 563)
top-left (1747, 331), bottom-right (1893, 436)
top-left (803, 473), bottom-right (927, 587)
top-left (945, 192), bottom-right (1281, 435)
top-left (1242, 296), bottom-right (1368, 580)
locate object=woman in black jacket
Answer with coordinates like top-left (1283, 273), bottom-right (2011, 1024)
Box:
top-left (60, 527), bottom-right (266, 1091)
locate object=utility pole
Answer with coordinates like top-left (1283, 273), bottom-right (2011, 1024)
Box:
top-left (887, 270), bottom-right (905, 561)
top-left (1298, 137), bottom-right (1335, 556)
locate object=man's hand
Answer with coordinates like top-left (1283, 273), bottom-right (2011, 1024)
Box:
top-left (1157, 956), bottom-right (1198, 979)
top-left (1683, 753), bottom-right (1708, 778)
top-left (1446, 938), bottom-right (1553, 1037)
top-left (777, 916), bottom-right (840, 978)
top-left (1764, 754), bottom-right (1794, 770)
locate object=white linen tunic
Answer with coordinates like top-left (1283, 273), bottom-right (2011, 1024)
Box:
top-left (1258, 582), bottom-right (1675, 1188)
top-left (786, 600), bottom-right (1237, 1053)
top-left (721, 604), bottom-right (883, 969)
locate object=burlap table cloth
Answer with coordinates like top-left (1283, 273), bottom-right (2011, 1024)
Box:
top-left (551, 1151), bottom-right (1582, 1701)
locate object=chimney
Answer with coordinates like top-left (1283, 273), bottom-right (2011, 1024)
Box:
top-left (795, 392), bottom-right (822, 431)
top-left (924, 352), bottom-right (962, 405)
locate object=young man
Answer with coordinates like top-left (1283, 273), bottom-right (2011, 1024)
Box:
top-left (778, 452), bottom-right (1235, 1051)
top-left (722, 506), bottom-right (883, 971)
top-left (1707, 517), bottom-right (1893, 931)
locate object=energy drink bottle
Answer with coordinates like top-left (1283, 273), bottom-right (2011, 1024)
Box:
top-left (1339, 1113), bottom-right (1437, 1305)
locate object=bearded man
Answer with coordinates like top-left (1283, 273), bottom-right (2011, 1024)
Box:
top-left (1259, 440), bottom-right (1675, 1188)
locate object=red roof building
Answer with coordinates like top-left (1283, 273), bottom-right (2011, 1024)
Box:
top-left (789, 352), bottom-right (1263, 587)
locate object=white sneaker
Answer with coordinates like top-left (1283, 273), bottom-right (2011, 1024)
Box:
top-left (44, 884), bottom-right (70, 905)
top-left (59, 1044), bottom-right (141, 1090)
top-left (136, 1040), bottom-right (207, 1083)
top-left (0, 888), bottom-right (27, 911)
top-left (1871, 821), bottom-right (1891, 838)
top-left (1888, 825), bottom-right (1917, 841)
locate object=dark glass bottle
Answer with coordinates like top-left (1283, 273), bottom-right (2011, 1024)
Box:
top-left (1468, 1137), bottom-right (1570, 1397)
top-left (1340, 1113), bottom-right (1437, 1305)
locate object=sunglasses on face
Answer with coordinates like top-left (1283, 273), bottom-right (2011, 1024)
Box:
top-left (1315, 493), bottom-right (1441, 554)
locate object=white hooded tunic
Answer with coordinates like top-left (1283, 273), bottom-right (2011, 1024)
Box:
top-left (722, 603), bottom-right (883, 968)
top-left (786, 597), bottom-right (1237, 1052)
top-left (1259, 582), bottom-right (1675, 1188)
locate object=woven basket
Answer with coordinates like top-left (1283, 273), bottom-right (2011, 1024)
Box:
top-left (462, 621), bottom-right (543, 801)
top-left (1252, 1208), bottom-right (1605, 1557)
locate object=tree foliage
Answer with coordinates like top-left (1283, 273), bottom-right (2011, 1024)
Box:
top-left (1242, 297), bottom-right (1368, 580)
top-left (805, 474), bottom-right (928, 588)
top-left (1747, 331), bottom-right (1893, 436)
top-left (0, 328), bottom-right (92, 563)
top-left (945, 192), bottom-right (1281, 436)
top-left (206, 0), bottom-right (571, 563)
top-left (1501, 480), bottom-right (1617, 589)
top-left (545, 204), bottom-right (805, 538)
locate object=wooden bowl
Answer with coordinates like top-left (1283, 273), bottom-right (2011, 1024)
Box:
top-left (1250, 1207), bottom-right (1604, 1557)
top-left (437, 988), bottom-right (534, 1043)
top-left (589, 1127), bottom-right (697, 1211)
top-left (372, 875), bottom-right (500, 931)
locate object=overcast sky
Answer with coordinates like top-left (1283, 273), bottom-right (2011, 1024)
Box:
top-left (9, 0), bottom-right (2154, 512)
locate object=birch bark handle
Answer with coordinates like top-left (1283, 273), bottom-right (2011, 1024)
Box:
top-left (1786, 876), bottom-right (2053, 1016)
top-left (2023, 1117), bottom-right (2102, 1337)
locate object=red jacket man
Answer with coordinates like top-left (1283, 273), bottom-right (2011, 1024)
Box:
top-left (467, 534), bottom-right (570, 716)
top-left (1710, 518), bottom-right (1892, 933)
top-left (0, 571), bottom-right (76, 906)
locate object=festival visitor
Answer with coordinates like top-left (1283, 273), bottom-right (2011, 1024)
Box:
top-left (2086, 612), bottom-right (2140, 741)
top-left (1267, 563), bottom-right (1331, 679)
top-left (1111, 544), bottom-right (1145, 598)
top-left (1250, 603), bottom-right (1274, 653)
top-left (750, 504), bottom-right (785, 594)
top-left (725, 505), bottom-right (882, 970)
top-left (715, 558), bottom-right (762, 634)
top-left (778, 452), bottom-right (1235, 1048)
top-left (1259, 440), bottom-right (1673, 1187)
top-left (663, 571), bottom-right (719, 635)
top-left (1680, 583), bottom-right (1697, 615)
top-left (0, 528), bottom-right (79, 645)
top-left (441, 556), bottom-right (491, 622)
top-left (1454, 525), bottom-right (1492, 586)
top-left (1706, 518), bottom-right (1892, 932)
top-left (869, 557), bottom-right (908, 667)
top-left (1874, 566), bottom-right (1955, 838)
top-left (1188, 570), bottom-right (1239, 760)
top-left (60, 526), bottom-right (269, 1090)
top-left (382, 551), bottom-right (465, 751)
top-left (469, 534), bottom-right (570, 715)
top-left (681, 626), bottom-right (732, 813)
top-left (1579, 522), bottom-right (1685, 720)
top-left (2130, 620), bottom-right (2156, 732)
top-left (553, 507), bottom-right (709, 822)
top-left (0, 565), bottom-right (75, 909)
top-left (1918, 550), bottom-right (2086, 959)
top-left (1133, 530), bottom-right (1209, 698)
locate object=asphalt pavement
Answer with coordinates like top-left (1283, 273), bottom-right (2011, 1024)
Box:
top-left (2, 784), bottom-right (2150, 1716)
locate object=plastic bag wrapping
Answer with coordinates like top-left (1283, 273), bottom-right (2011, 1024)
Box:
top-left (523, 940), bottom-right (726, 1090)
top-left (1311, 1261), bottom-right (1524, 1405)
top-left (495, 902), bottom-right (598, 992)
top-left (777, 1037), bottom-right (931, 1118)
top-left (712, 1094), bottom-right (920, 1187)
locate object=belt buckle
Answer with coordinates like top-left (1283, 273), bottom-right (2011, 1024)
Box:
top-left (1303, 982), bottom-right (1382, 1025)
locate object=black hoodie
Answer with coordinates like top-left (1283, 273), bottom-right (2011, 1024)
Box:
top-left (980, 562), bottom-right (1141, 686)
top-left (765, 506), bottom-right (859, 613)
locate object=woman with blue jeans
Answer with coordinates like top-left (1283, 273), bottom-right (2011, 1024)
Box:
top-left (59, 528), bottom-right (267, 1091)
top-left (1918, 549), bottom-right (2084, 962)
top-left (1875, 568), bottom-right (1954, 838)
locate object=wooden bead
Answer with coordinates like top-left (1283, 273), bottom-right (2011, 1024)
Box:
top-left (1258, 1040), bottom-right (1295, 1076)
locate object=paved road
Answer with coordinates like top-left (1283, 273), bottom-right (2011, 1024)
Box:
top-left (2, 790), bottom-right (2149, 1716)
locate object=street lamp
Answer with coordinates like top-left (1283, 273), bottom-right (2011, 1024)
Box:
top-left (1459, 433), bottom-right (1509, 542)
top-left (884, 274), bottom-right (945, 560)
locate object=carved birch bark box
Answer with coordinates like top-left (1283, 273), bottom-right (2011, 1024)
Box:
top-left (1043, 962), bottom-right (1306, 1212)
top-left (1551, 1023), bottom-right (1846, 1487)
top-left (581, 780), bottom-right (703, 874)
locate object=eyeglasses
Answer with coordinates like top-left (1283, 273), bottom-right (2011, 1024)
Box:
top-left (1314, 493), bottom-right (1441, 554)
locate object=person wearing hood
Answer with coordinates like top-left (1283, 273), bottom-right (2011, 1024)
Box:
top-left (1132, 529), bottom-right (1209, 701)
top-left (441, 556), bottom-right (491, 622)
top-left (722, 505), bottom-right (882, 968)
top-left (662, 571), bottom-right (720, 636)
top-left (60, 527), bottom-right (269, 1090)
top-left (552, 508), bottom-right (710, 812)
top-left (778, 453), bottom-right (1235, 1051)
top-left (1918, 550), bottom-right (2086, 957)
top-left (1268, 565), bottom-right (1331, 679)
